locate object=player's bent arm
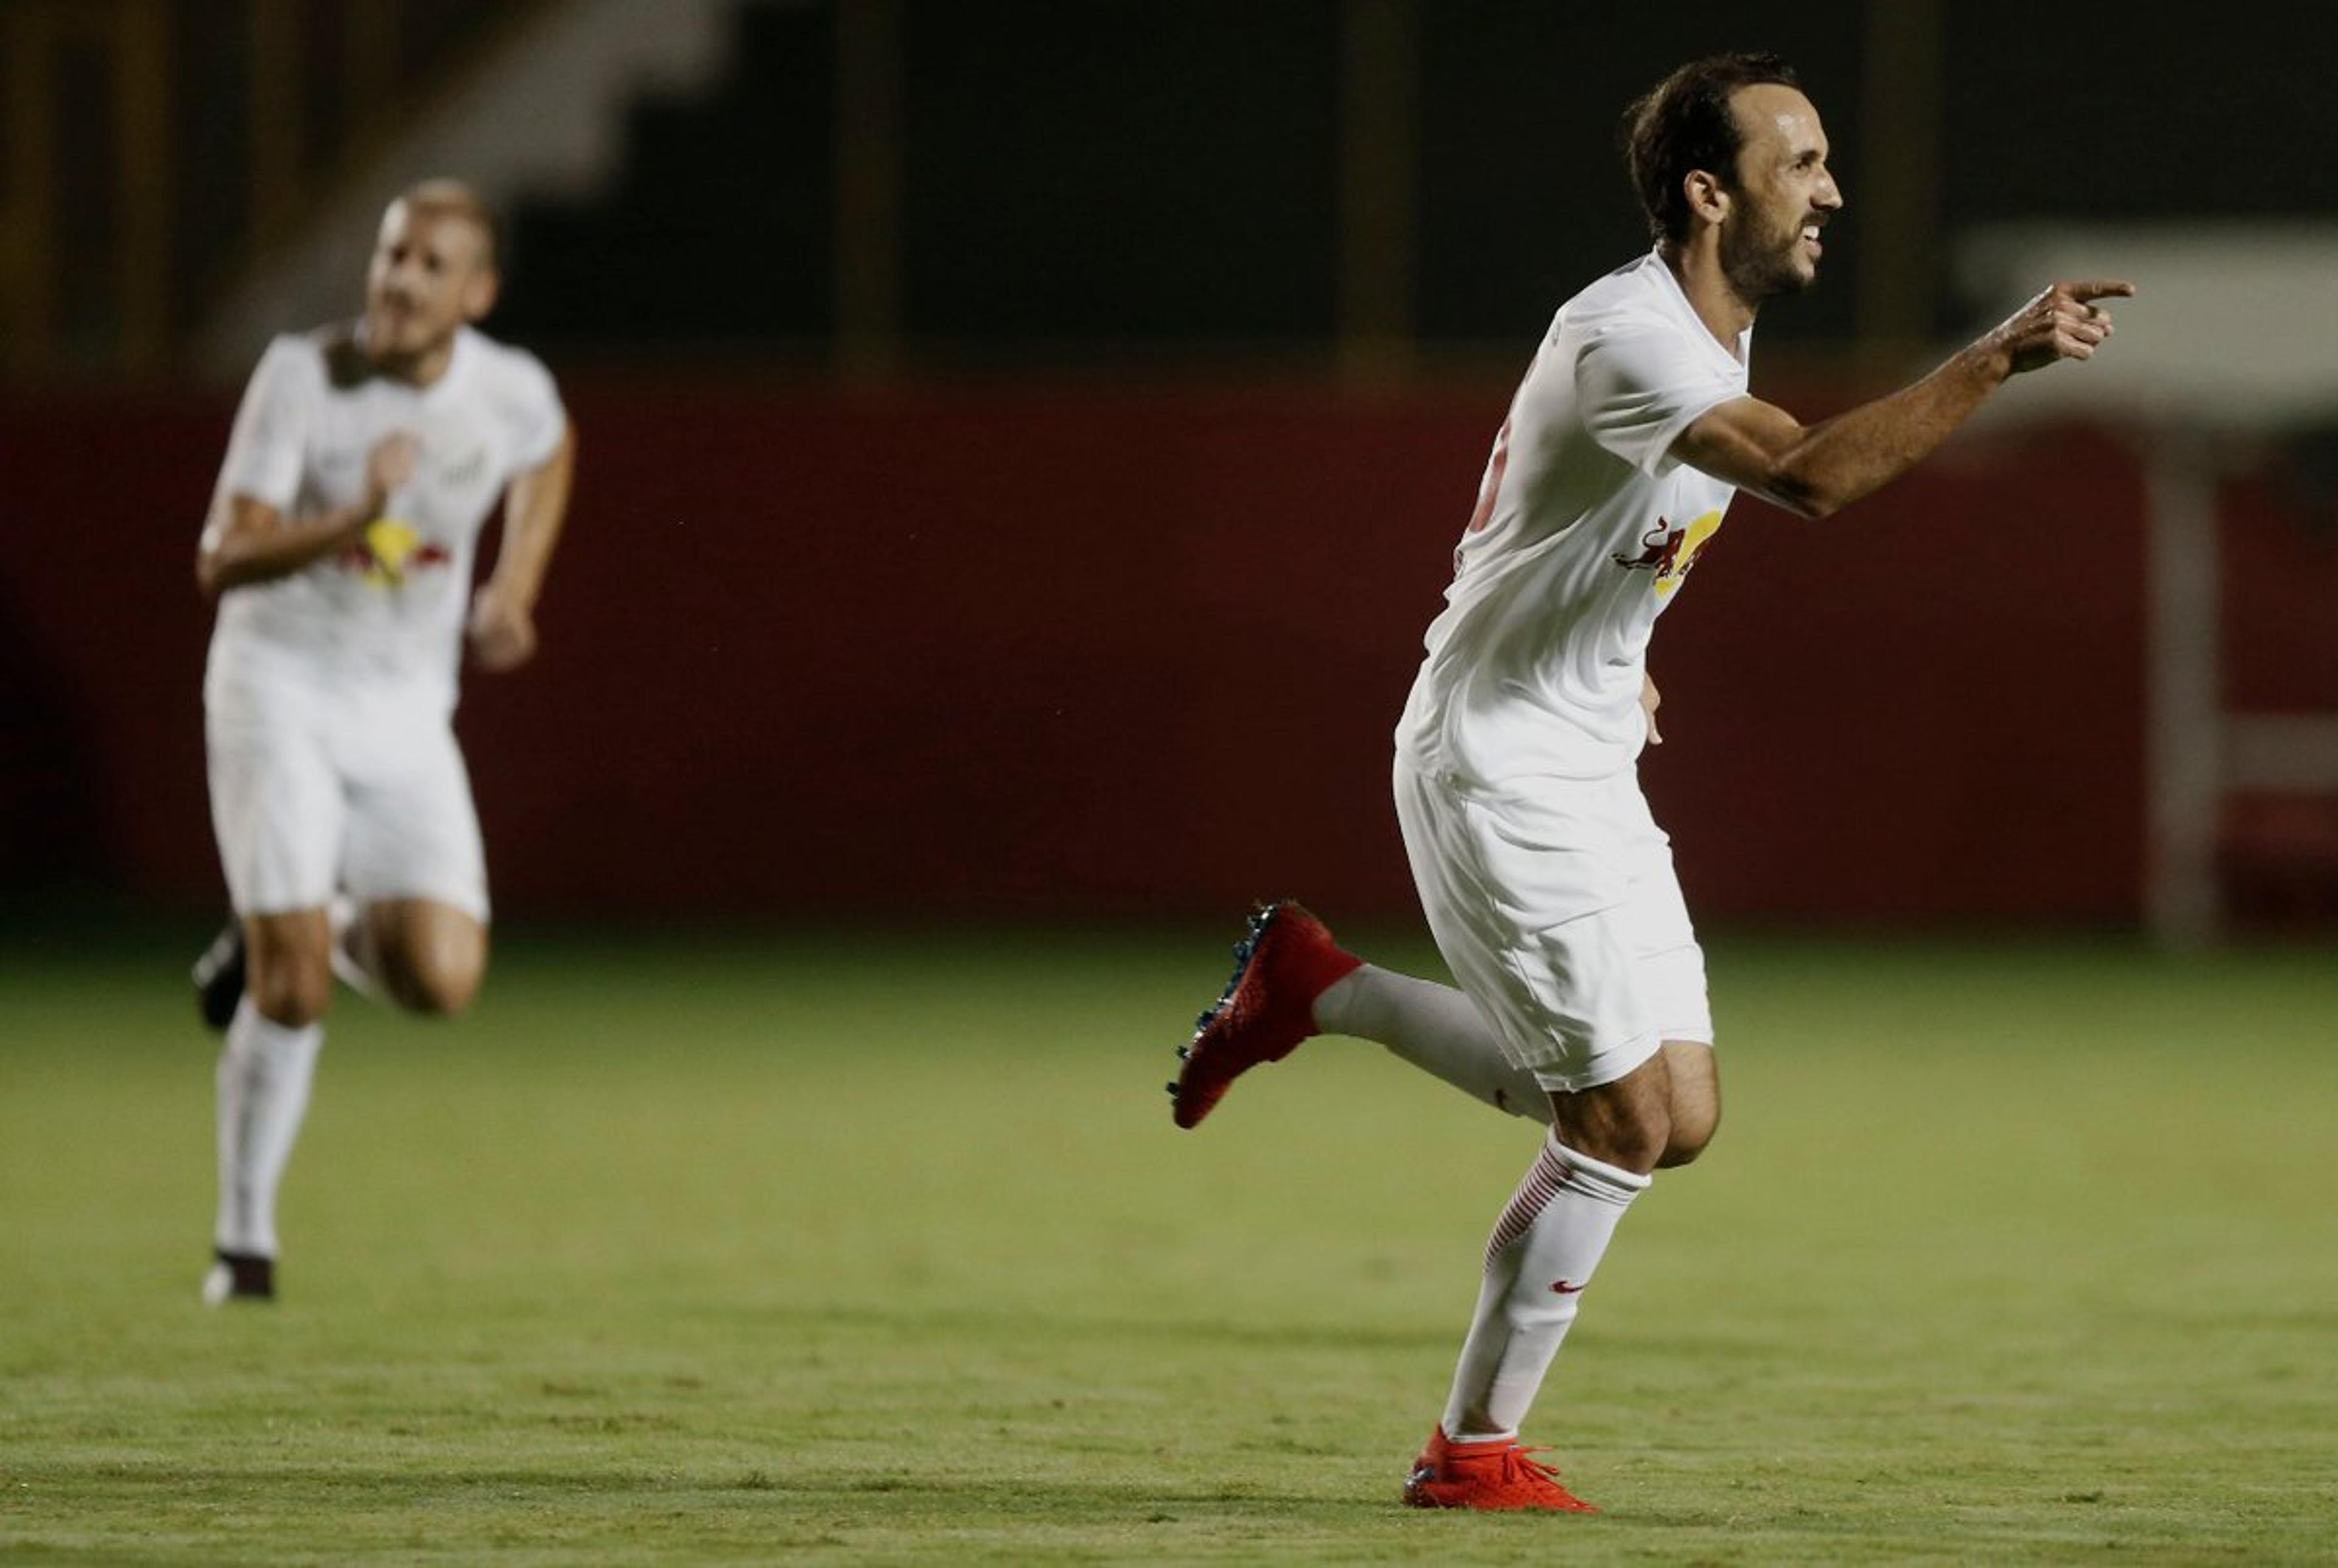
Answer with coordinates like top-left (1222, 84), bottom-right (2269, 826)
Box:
top-left (197, 430), bottom-right (414, 597)
top-left (1671, 348), bottom-right (2006, 520)
top-left (465, 421), bottom-right (575, 673)
top-left (483, 421), bottom-right (576, 615)
top-left (1671, 278), bottom-right (2135, 520)
top-left (196, 491), bottom-right (381, 597)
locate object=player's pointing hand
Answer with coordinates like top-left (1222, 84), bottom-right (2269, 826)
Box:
top-left (1990, 280), bottom-right (2138, 376)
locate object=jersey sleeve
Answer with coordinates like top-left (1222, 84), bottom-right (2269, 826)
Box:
top-left (1571, 313), bottom-right (1745, 478)
top-left (500, 349), bottom-right (568, 474)
top-left (214, 338), bottom-right (311, 511)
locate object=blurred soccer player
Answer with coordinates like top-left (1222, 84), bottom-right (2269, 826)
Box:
top-left (191, 179), bottom-right (575, 1303)
top-left (1170, 54), bottom-right (2129, 1510)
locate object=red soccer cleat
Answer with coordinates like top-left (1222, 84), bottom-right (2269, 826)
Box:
top-left (1401, 1426), bottom-right (1599, 1513)
top-left (1168, 901), bottom-right (1361, 1130)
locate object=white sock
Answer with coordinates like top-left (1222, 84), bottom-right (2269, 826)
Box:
top-left (329, 895), bottom-right (384, 1001)
top-left (214, 996), bottom-right (324, 1258)
top-left (1311, 965), bottom-right (1550, 1122)
top-left (1441, 1132), bottom-right (1650, 1440)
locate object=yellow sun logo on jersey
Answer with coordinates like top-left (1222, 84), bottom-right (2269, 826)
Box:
top-left (345, 517), bottom-right (451, 589)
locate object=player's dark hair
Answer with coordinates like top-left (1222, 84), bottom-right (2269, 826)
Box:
top-left (1620, 52), bottom-right (1802, 246)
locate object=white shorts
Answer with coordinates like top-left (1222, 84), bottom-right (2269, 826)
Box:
top-left (206, 694), bottom-right (490, 922)
top-left (1393, 754), bottom-right (1711, 1092)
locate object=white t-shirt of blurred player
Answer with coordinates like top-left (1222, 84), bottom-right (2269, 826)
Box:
top-left (1396, 250), bottom-right (1749, 787)
top-left (204, 324), bottom-right (566, 721)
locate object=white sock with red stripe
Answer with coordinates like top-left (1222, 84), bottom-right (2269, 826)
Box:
top-left (1441, 1131), bottom-right (1650, 1440)
top-left (214, 997), bottom-right (323, 1259)
top-left (1310, 965), bottom-right (1550, 1122)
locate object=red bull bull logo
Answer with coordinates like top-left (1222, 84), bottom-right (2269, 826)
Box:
top-left (1611, 509), bottom-right (1724, 598)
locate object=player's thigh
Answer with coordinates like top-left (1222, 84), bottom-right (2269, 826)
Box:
top-left (1394, 760), bottom-right (1660, 1093)
top-left (1610, 785), bottom-right (1720, 1157)
top-left (365, 897), bottom-right (488, 1016)
top-left (206, 714), bottom-right (343, 920)
top-left (341, 716), bottom-right (490, 924)
top-left (1615, 789), bottom-right (1713, 1048)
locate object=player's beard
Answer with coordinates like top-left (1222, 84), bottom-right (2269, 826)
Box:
top-left (1719, 206), bottom-right (1820, 304)
top-left (362, 298), bottom-right (452, 370)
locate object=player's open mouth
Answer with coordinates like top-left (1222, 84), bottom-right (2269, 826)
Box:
top-left (1800, 225), bottom-right (1823, 257)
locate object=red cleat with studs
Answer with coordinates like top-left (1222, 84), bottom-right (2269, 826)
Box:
top-left (1168, 901), bottom-right (1361, 1130)
top-left (1401, 1426), bottom-right (1599, 1513)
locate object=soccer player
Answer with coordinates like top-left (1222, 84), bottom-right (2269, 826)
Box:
top-left (190, 178), bottom-right (575, 1304)
top-left (1169, 53), bottom-right (2129, 1510)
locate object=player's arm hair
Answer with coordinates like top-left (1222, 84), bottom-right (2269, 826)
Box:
top-left (1674, 278), bottom-right (2134, 519)
top-left (1671, 346), bottom-right (2010, 521)
top-left (483, 421), bottom-right (577, 612)
top-left (196, 491), bottom-right (384, 597)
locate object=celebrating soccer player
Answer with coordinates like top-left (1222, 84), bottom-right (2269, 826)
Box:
top-left (191, 179), bottom-right (576, 1304)
top-left (1170, 53), bottom-right (2129, 1510)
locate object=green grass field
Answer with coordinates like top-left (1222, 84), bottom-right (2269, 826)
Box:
top-left (4, 923), bottom-right (2334, 1564)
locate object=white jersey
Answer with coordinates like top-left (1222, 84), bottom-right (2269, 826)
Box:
top-left (1396, 250), bottom-right (1749, 786)
top-left (204, 324), bottom-right (566, 719)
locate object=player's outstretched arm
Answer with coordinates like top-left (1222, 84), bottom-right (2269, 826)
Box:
top-left (197, 433), bottom-right (418, 595)
top-left (467, 420), bottom-right (576, 673)
top-left (1673, 280), bottom-right (2135, 520)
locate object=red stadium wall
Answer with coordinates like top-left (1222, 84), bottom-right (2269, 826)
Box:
top-left (10, 376), bottom-right (2323, 925)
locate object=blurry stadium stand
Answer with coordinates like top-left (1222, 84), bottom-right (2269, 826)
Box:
top-left (1, 0), bottom-right (553, 384)
top-left (197, 0), bottom-right (748, 376)
top-left (1960, 225), bottom-right (2338, 944)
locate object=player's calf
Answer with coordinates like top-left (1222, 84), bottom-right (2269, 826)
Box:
top-left (369, 900), bottom-right (486, 1017)
top-left (1652, 1040), bottom-right (1720, 1167)
top-left (379, 948), bottom-right (483, 1016)
top-left (1657, 1108), bottom-right (1719, 1167)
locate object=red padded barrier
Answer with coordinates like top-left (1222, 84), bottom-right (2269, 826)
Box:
top-left (0, 378), bottom-right (2197, 922)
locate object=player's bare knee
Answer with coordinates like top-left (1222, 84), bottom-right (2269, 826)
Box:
top-left (252, 965), bottom-right (332, 1028)
top-left (1551, 1059), bottom-right (1676, 1174)
top-left (246, 912), bottom-right (334, 1027)
top-left (1554, 1102), bottom-right (1671, 1175)
top-left (1604, 1114), bottom-right (1673, 1175)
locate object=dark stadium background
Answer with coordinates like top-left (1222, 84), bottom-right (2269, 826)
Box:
top-left (5, 0), bottom-right (2334, 936)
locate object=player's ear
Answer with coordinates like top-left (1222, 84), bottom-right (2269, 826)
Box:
top-left (1684, 169), bottom-right (1730, 228)
top-left (462, 265), bottom-right (500, 324)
